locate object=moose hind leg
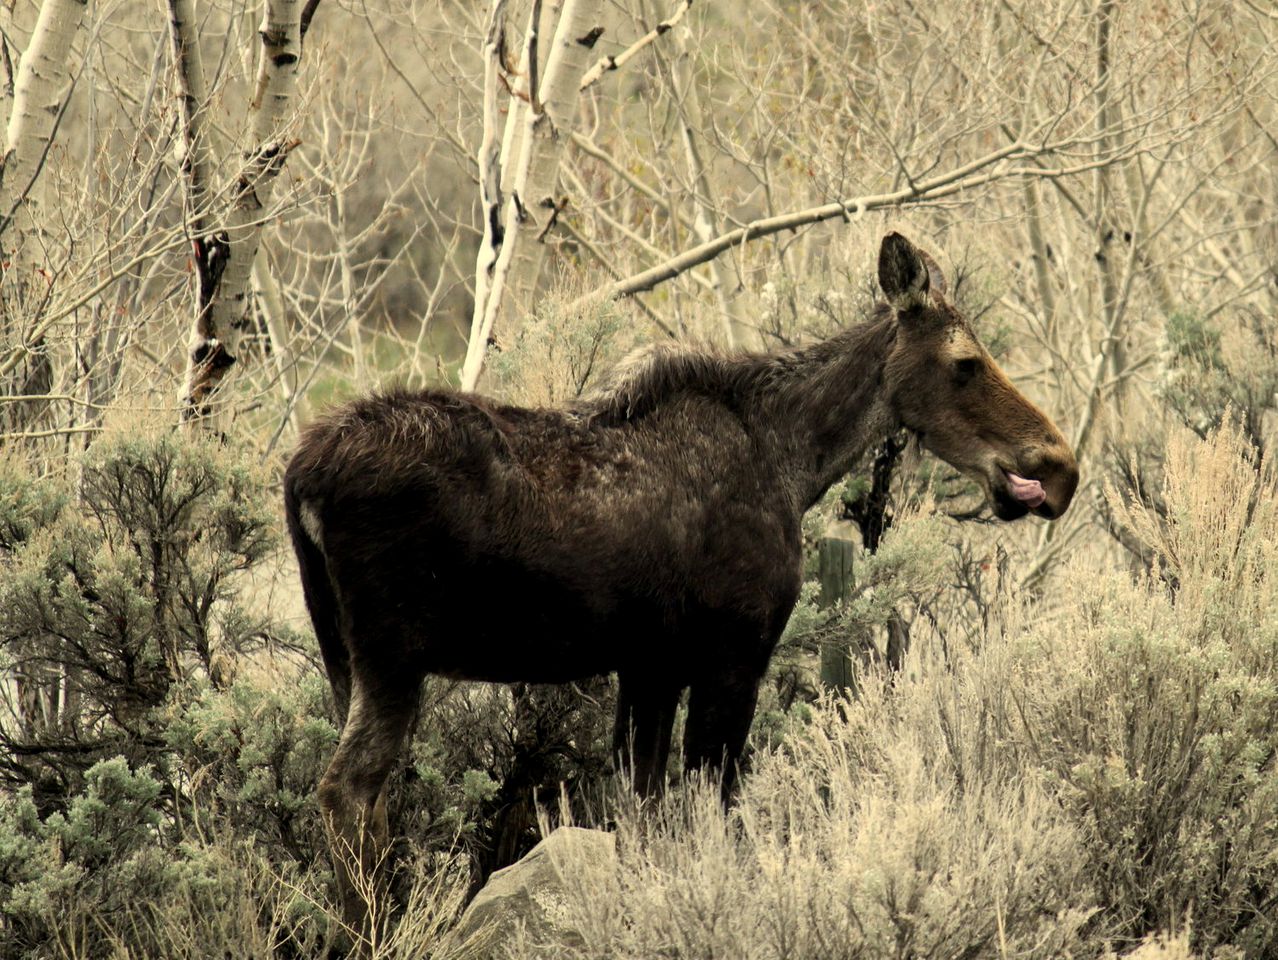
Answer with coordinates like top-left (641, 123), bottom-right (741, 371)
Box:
top-left (613, 674), bottom-right (681, 798)
top-left (683, 668), bottom-right (765, 801)
top-left (318, 675), bottom-right (418, 941)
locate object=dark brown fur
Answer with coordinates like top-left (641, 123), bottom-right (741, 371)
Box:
top-left (284, 233), bottom-right (1079, 932)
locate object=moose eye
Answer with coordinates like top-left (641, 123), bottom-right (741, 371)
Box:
top-left (953, 357), bottom-right (981, 385)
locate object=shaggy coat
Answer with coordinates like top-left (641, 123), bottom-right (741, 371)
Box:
top-left (284, 232), bottom-right (1079, 931)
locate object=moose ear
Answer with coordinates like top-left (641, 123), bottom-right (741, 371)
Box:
top-left (918, 248), bottom-right (947, 297)
top-left (878, 232), bottom-right (932, 311)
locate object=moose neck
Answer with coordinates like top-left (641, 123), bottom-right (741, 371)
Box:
top-left (757, 315), bottom-right (900, 510)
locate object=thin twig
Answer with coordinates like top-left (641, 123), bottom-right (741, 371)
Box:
top-left (1, 424), bottom-right (103, 441)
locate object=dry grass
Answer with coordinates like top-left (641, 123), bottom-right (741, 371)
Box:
top-left (522, 667), bottom-right (1094, 959)
top-left (47, 838), bottom-right (474, 960)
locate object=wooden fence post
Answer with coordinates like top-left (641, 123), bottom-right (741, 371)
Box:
top-left (818, 536), bottom-right (855, 692)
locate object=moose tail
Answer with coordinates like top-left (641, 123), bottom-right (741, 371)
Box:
top-left (284, 477), bottom-right (352, 726)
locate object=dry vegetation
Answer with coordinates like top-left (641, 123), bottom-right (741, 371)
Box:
top-left (1, 0), bottom-right (1277, 956)
top-left (525, 421), bottom-right (1278, 959)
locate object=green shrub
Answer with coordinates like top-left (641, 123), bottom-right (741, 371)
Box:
top-left (0, 428), bottom-right (278, 799)
top-left (0, 758), bottom-right (206, 956)
top-left (0, 429), bottom-right (484, 958)
top-left (163, 672), bottom-right (338, 862)
top-left (0, 431), bottom-right (339, 958)
top-left (0, 756), bottom-right (340, 958)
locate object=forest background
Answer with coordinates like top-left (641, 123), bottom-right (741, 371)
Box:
top-left (1, 0), bottom-right (1277, 956)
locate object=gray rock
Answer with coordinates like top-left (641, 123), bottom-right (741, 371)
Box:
top-left (450, 827), bottom-right (616, 957)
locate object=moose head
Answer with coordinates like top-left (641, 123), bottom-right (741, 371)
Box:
top-left (878, 232), bottom-right (1078, 520)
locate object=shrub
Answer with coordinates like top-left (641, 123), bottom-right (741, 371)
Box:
top-left (0, 430), bottom-right (339, 958)
top-left (0, 758), bottom-right (261, 958)
top-left (162, 671), bottom-right (338, 863)
top-left (0, 428), bottom-right (278, 802)
top-left (0, 429), bottom-right (482, 958)
top-left (0, 753), bottom-right (350, 958)
top-left (1013, 420), bottom-right (1278, 954)
top-left (529, 658), bottom-right (1095, 960)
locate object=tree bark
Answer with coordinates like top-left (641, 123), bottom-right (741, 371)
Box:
top-left (462, 0), bottom-right (600, 390)
top-left (177, 0), bottom-right (309, 425)
top-left (0, 0), bottom-right (86, 258)
top-left (0, 0), bottom-right (86, 440)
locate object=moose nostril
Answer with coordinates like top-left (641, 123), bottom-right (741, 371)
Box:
top-left (1036, 452), bottom-right (1080, 518)
top-left (1029, 448), bottom-right (1078, 481)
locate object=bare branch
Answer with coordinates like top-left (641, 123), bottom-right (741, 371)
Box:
top-left (577, 140), bottom-right (1065, 304)
top-left (578, 0), bottom-right (693, 91)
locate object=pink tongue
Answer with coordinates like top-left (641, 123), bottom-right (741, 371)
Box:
top-left (1007, 472), bottom-right (1046, 508)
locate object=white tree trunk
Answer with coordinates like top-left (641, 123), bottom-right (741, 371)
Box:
top-left (211, 0), bottom-right (304, 336)
top-left (179, 0), bottom-right (305, 423)
top-left (496, 0), bottom-right (547, 199)
top-left (0, 0), bottom-right (86, 269)
top-left (167, 0), bottom-right (217, 234)
top-left (167, 0), bottom-right (237, 427)
top-left (462, 0), bottom-right (600, 391)
top-left (468, 0), bottom-right (510, 385)
top-left (500, 0), bottom-right (598, 313)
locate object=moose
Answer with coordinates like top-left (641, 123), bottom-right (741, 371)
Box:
top-left (285, 232), bottom-right (1079, 929)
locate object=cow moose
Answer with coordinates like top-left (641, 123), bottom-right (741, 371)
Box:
top-left (284, 232), bottom-right (1079, 931)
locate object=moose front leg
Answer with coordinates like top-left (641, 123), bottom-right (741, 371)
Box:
top-left (682, 666), bottom-right (766, 800)
top-left (612, 673), bottom-right (682, 798)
